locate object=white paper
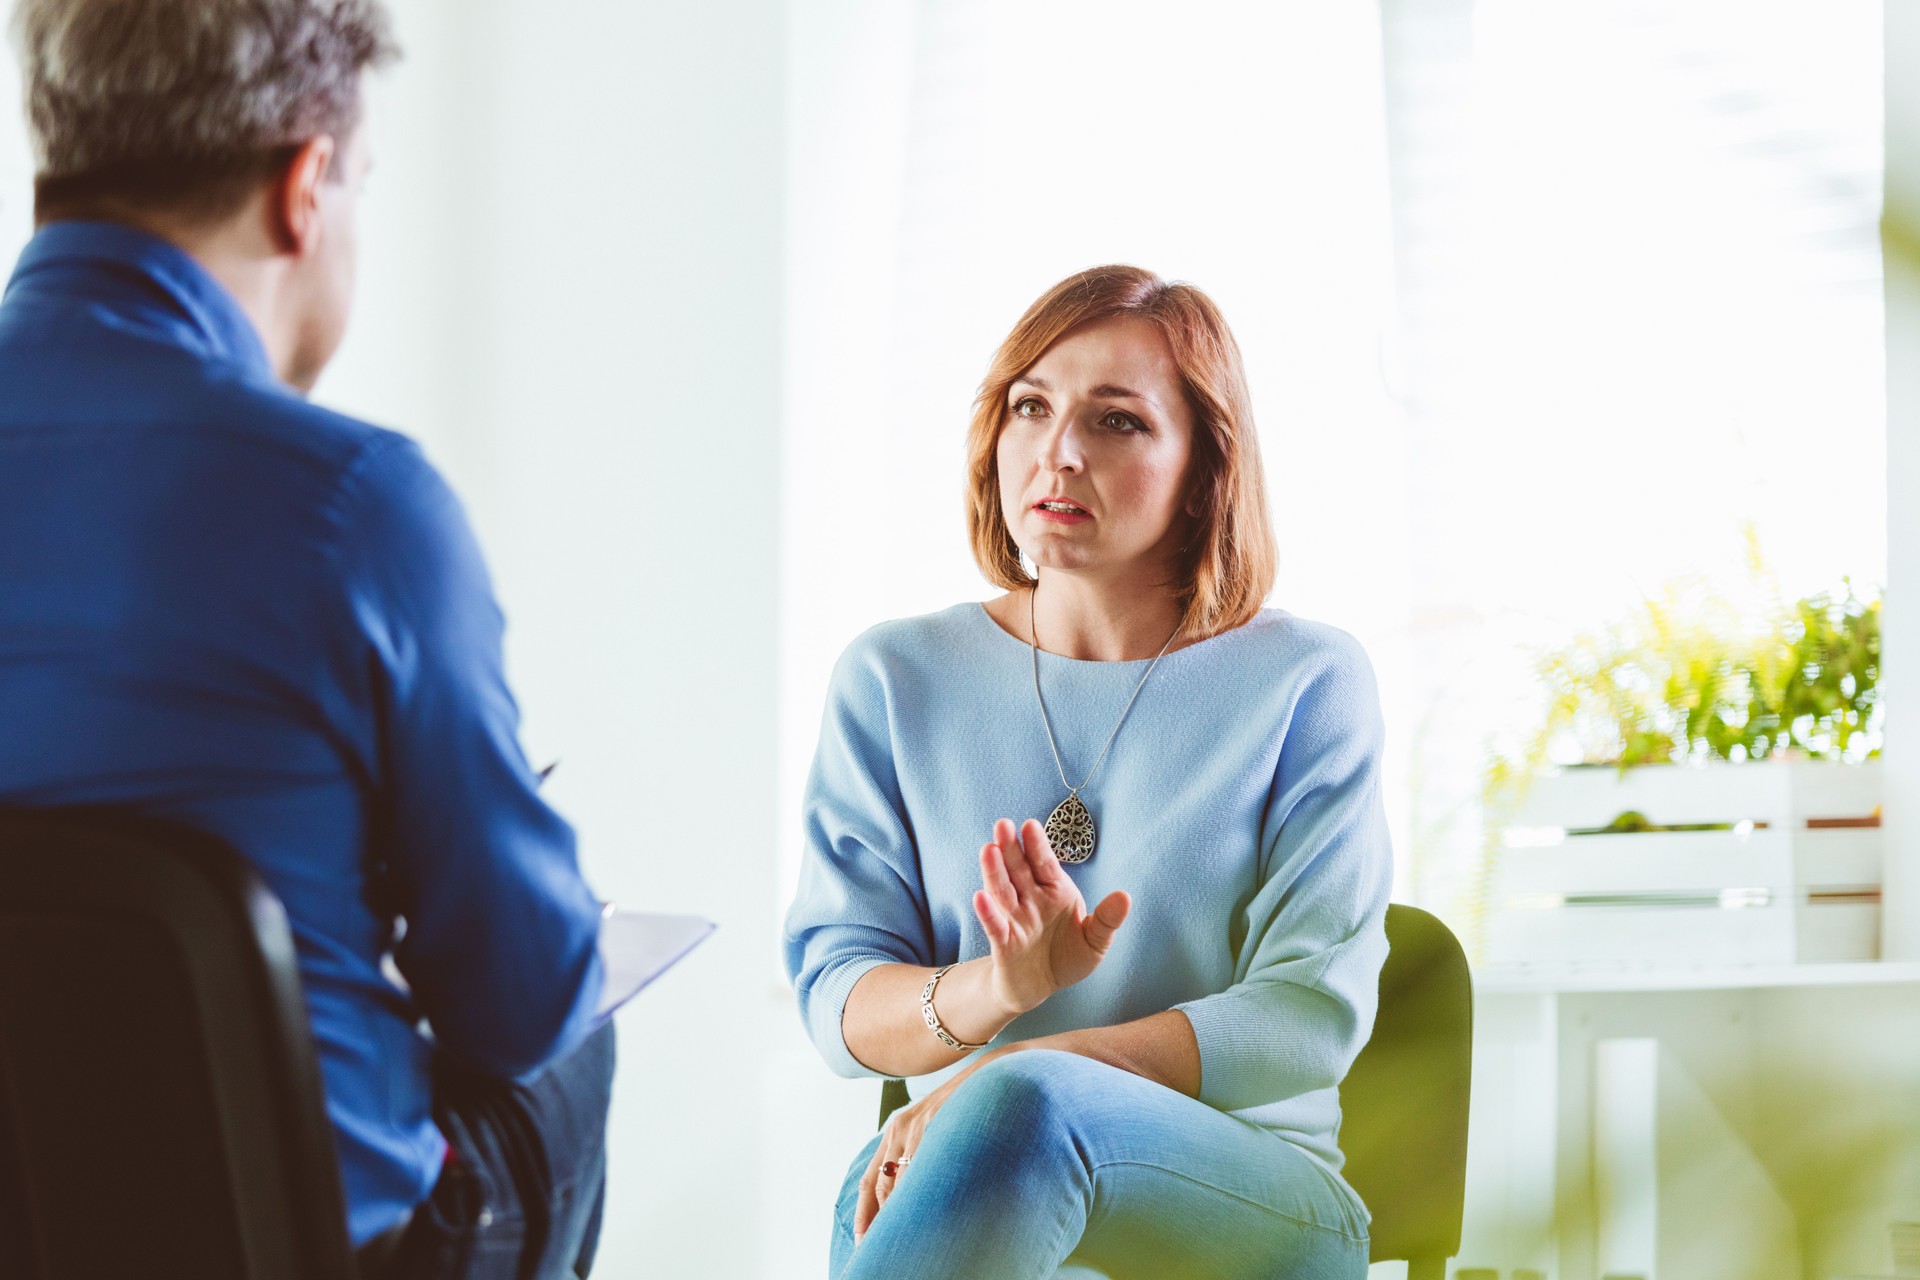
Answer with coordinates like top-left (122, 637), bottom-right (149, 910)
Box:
top-left (595, 908), bottom-right (715, 1016)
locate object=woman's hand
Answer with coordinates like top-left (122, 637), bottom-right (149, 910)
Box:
top-left (853, 1048), bottom-right (1000, 1243)
top-left (851, 819), bottom-right (1130, 1242)
top-left (854, 1006), bottom-right (1207, 1243)
top-left (974, 817), bottom-right (1131, 1017)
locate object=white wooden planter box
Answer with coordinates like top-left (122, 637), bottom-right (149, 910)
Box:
top-left (1487, 760), bottom-right (1882, 970)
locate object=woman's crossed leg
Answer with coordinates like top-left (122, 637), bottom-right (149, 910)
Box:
top-left (830, 1050), bottom-right (1368, 1280)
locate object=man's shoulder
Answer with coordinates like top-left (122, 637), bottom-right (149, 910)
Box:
top-left (137, 375), bottom-right (450, 556)
top-left (190, 368), bottom-right (418, 486)
top-left (0, 322), bottom-right (415, 492)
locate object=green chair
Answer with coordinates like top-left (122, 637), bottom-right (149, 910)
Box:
top-left (1342, 904), bottom-right (1472, 1280)
top-left (877, 904), bottom-right (1472, 1280)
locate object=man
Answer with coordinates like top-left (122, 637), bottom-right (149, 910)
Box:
top-left (0, 2), bottom-right (615, 1276)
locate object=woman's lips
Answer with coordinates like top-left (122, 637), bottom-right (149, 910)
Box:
top-left (1032, 502), bottom-right (1092, 525)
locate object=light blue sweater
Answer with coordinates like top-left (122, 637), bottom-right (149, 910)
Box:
top-left (783, 602), bottom-right (1392, 1170)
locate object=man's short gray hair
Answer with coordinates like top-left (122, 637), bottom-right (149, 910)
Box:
top-left (14, 0), bottom-right (399, 213)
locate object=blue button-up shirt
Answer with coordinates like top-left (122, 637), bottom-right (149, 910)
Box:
top-left (0, 221), bottom-right (605, 1245)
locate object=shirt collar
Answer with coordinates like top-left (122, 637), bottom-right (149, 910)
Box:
top-left (4, 219), bottom-right (275, 379)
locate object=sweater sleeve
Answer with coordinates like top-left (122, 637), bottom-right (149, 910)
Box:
top-left (1173, 632), bottom-right (1393, 1112)
top-left (783, 635), bottom-right (934, 1078)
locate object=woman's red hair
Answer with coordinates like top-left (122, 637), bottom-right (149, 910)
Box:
top-left (965, 265), bottom-right (1277, 637)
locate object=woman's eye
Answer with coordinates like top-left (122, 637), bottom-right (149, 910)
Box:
top-left (1103, 411), bottom-right (1145, 432)
top-left (1012, 398), bottom-right (1046, 419)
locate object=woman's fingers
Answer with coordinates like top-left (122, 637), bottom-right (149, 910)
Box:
top-left (1081, 889), bottom-right (1132, 954)
top-left (874, 1143), bottom-right (898, 1214)
top-left (974, 888), bottom-right (1009, 948)
top-left (853, 1142), bottom-right (885, 1240)
top-left (997, 818), bottom-right (1040, 902)
top-left (980, 842), bottom-right (1019, 916)
top-left (1021, 818), bottom-right (1065, 886)
top-left (856, 1116), bottom-right (919, 1243)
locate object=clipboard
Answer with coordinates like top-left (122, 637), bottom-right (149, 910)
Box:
top-left (595, 907), bottom-right (715, 1016)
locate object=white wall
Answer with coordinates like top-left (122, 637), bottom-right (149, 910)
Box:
top-left (0, 14), bottom-right (29, 255)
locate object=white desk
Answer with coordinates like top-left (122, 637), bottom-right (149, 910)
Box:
top-left (1457, 963), bottom-right (1920, 1280)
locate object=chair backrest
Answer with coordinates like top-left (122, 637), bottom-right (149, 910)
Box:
top-left (0, 808), bottom-right (355, 1280)
top-left (1341, 903), bottom-right (1472, 1269)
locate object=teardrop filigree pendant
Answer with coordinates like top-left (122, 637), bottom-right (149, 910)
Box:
top-left (1044, 792), bottom-right (1097, 864)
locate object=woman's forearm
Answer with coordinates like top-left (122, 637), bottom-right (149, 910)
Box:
top-left (841, 958), bottom-right (1023, 1078)
top-left (844, 952), bottom-right (1203, 1094)
top-left (1008, 1008), bottom-right (1202, 1097)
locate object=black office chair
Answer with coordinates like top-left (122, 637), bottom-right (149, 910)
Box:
top-left (0, 807), bottom-right (356, 1280)
top-left (876, 904), bottom-right (1472, 1280)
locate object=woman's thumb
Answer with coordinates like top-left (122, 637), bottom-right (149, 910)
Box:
top-left (1082, 890), bottom-right (1131, 952)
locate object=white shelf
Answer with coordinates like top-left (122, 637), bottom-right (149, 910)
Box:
top-left (1475, 959), bottom-right (1920, 995)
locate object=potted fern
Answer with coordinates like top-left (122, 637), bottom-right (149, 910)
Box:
top-left (1485, 578), bottom-right (1883, 970)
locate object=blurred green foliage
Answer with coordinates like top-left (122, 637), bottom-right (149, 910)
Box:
top-left (1463, 542), bottom-right (1883, 957)
top-left (1493, 576), bottom-right (1881, 789)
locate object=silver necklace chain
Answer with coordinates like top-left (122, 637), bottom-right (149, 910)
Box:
top-left (1029, 587), bottom-right (1183, 797)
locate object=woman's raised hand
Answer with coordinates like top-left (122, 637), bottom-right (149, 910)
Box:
top-left (973, 817), bottom-right (1130, 1016)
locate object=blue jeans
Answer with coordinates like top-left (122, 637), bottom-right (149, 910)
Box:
top-left (380, 1022), bottom-right (617, 1280)
top-left (830, 1050), bottom-right (1369, 1280)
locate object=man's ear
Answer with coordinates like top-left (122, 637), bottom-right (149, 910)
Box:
top-left (271, 136), bottom-right (336, 256)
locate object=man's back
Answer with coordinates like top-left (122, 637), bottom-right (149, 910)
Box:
top-left (0, 220), bottom-right (606, 1245)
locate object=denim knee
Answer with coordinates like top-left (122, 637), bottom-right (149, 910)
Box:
top-left (932, 1050), bottom-right (1096, 1167)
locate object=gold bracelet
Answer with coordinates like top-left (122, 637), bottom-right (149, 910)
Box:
top-left (920, 964), bottom-right (989, 1053)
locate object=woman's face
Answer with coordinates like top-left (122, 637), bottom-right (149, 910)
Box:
top-left (997, 315), bottom-right (1197, 582)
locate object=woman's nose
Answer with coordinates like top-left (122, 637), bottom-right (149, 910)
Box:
top-left (1037, 420), bottom-right (1084, 473)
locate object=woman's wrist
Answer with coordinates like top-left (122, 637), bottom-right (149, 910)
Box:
top-left (929, 957), bottom-right (1025, 1047)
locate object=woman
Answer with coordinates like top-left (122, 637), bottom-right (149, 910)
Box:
top-left (784, 265), bottom-right (1390, 1279)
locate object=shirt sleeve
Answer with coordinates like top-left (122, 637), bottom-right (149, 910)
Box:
top-left (334, 435), bottom-right (603, 1081)
top-left (1173, 633), bottom-right (1393, 1113)
top-left (783, 636), bottom-right (934, 1078)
